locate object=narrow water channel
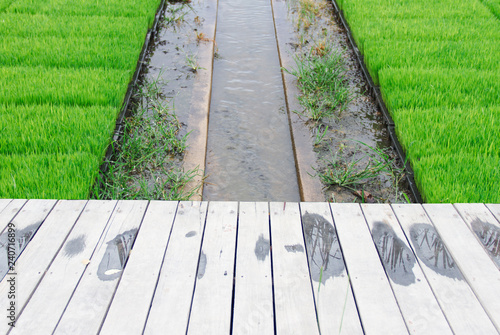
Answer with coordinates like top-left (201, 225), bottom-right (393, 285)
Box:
top-left (203, 0), bottom-right (301, 201)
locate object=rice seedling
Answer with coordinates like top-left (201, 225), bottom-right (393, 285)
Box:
top-left (0, 104), bottom-right (116, 156)
top-left (0, 0), bottom-right (165, 199)
top-left (0, 36), bottom-right (143, 70)
top-left (0, 153), bottom-right (101, 199)
top-left (479, 0), bottom-right (500, 19)
top-left (0, 14), bottom-right (148, 40)
top-left (8, 0), bottom-right (162, 25)
top-left (334, 0), bottom-right (500, 202)
top-left (0, 66), bottom-right (130, 107)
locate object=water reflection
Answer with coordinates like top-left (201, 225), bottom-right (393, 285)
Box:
top-left (0, 223), bottom-right (41, 280)
top-left (471, 219), bottom-right (500, 268)
top-left (97, 228), bottom-right (138, 281)
top-left (302, 213), bottom-right (345, 283)
top-left (409, 223), bottom-right (462, 280)
top-left (372, 222), bottom-right (416, 286)
top-left (203, 0), bottom-right (300, 201)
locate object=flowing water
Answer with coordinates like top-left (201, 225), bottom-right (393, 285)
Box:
top-left (202, 0), bottom-right (301, 201)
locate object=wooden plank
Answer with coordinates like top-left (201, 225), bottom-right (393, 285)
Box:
top-left (143, 201), bottom-right (208, 334)
top-left (99, 201), bottom-right (178, 334)
top-left (392, 204), bottom-right (499, 334)
top-left (182, 0), bottom-right (218, 200)
top-left (232, 202), bottom-right (274, 335)
top-left (0, 199), bottom-right (26, 234)
top-left (487, 204), bottom-right (500, 222)
top-left (271, 0), bottom-right (325, 201)
top-left (330, 203), bottom-right (409, 335)
top-left (187, 202), bottom-right (238, 334)
top-left (0, 199), bottom-right (12, 214)
top-left (8, 200), bottom-right (117, 335)
top-left (269, 202), bottom-right (319, 334)
top-left (0, 200), bottom-right (86, 333)
top-left (361, 204), bottom-right (452, 334)
top-left (0, 199), bottom-right (56, 281)
top-left (53, 200), bottom-right (148, 335)
top-left (454, 203), bottom-right (500, 269)
top-left (300, 202), bottom-right (363, 335)
top-left (424, 204), bottom-right (500, 331)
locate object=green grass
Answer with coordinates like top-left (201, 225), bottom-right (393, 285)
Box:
top-left (0, 0), bottom-right (163, 199)
top-left (336, 0), bottom-right (500, 202)
top-left (94, 75), bottom-right (201, 201)
top-left (0, 153), bottom-right (101, 199)
top-left (0, 14), bottom-right (148, 39)
top-left (0, 104), bottom-right (117, 155)
top-left (286, 44), bottom-right (351, 120)
top-left (0, 66), bottom-right (131, 107)
top-left (0, 36), bottom-right (143, 70)
top-left (480, 0), bottom-right (500, 19)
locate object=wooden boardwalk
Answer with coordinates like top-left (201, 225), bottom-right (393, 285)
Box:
top-left (0, 200), bottom-right (499, 334)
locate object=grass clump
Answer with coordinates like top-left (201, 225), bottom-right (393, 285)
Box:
top-left (94, 76), bottom-right (201, 201)
top-left (319, 141), bottom-right (404, 189)
top-left (287, 43), bottom-right (351, 121)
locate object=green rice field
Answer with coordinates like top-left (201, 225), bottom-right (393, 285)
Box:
top-left (336, 0), bottom-right (500, 202)
top-left (0, 0), bottom-right (161, 198)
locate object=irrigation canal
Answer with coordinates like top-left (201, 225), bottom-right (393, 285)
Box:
top-left (120, 0), bottom-right (412, 202)
top-left (204, 0), bottom-right (300, 201)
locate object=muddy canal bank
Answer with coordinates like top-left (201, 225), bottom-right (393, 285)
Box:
top-left (94, 0), bottom-right (412, 203)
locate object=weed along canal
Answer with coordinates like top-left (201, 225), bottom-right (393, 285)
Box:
top-left (95, 0), bottom-right (412, 203)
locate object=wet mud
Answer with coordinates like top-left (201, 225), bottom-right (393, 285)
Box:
top-left (97, 228), bottom-right (138, 281)
top-left (0, 223), bottom-right (41, 280)
top-left (254, 234), bottom-right (271, 261)
top-left (409, 223), bottom-right (462, 279)
top-left (302, 213), bottom-right (345, 283)
top-left (281, 0), bottom-right (412, 202)
top-left (372, 222), bottom-right (416, 286)
top-left (471, 219), bottom-right (500, 268)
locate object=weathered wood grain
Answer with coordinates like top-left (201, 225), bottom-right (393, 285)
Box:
top-left (8, 200), bottom-right (117, 335)
top-left (232, 202), bottom-right (274, 335)
top-left (0, 199), bottom-right (11, 214)
top-left (0, 199), bottom-right (26, 236)
top-left (0, 200), bottom-right (86, 333)
top-left (0, 199), bottom-right (56, 281)
top-left (188, 202), bottom-right (238, 334)
top-left (487, 204), bottom-right (500, 222)
top-left (270, 202), bottom-right (319, 335)
top-left (393, 203), bottom-right (498, 334)
top-left (454, 203), bottom-right (500, 269)
top-left (361, 204), bottom-right (452, 334)
top-left (100, 201), bottom-right (178, 334)
top-left (143, 201), bottom-right (208, 335)
top-left (331, 203), bottom-right (409, 335)
top-left (53, 200), bottom-right (148, 335)
top-left (300, 202), bottom-right (363, 335)
top-left (424, 204), bottom-right (500, 331)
